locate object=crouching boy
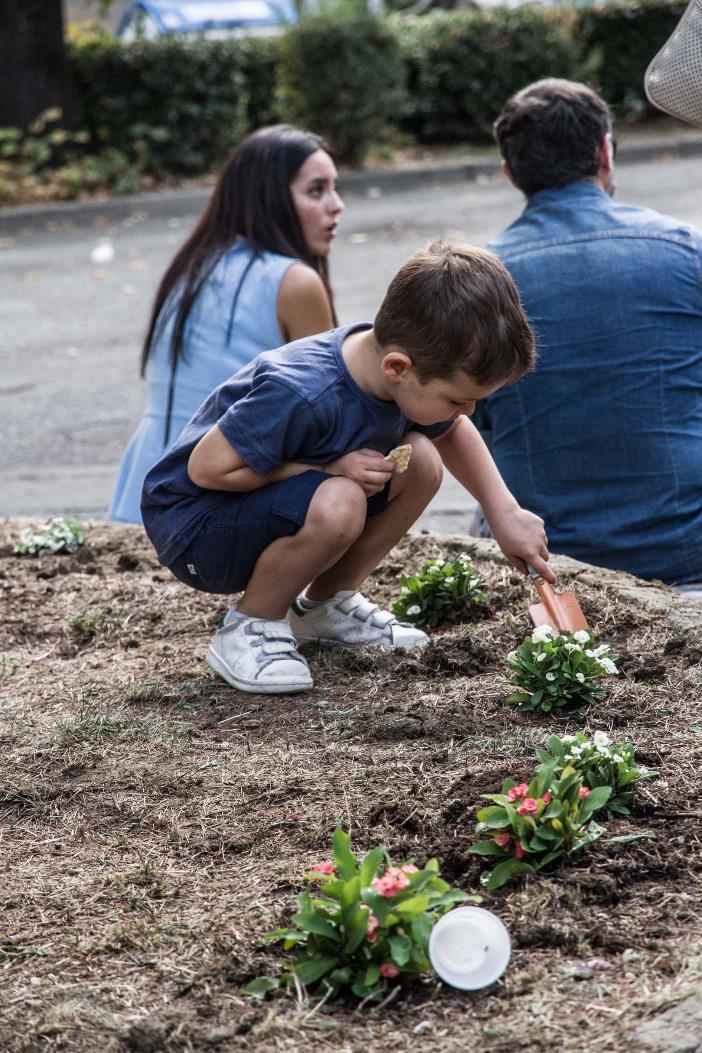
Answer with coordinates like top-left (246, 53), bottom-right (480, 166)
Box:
top-left (142, 241), bottom-right (553, 694)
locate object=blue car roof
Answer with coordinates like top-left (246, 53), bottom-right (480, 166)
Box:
top-left (120, 0), bottom-right (297, 33)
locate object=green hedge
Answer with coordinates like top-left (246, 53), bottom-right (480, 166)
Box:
top-left (277, 13), bottom-right (407, 166)
top-left (577, 0), bottom-right (686, 117)
top-left (61, 0), bottom-right (690, 180)
top-left (398, 7), bottom-right (585, 143)
top-left (68, 37), bottom-right (250, 175)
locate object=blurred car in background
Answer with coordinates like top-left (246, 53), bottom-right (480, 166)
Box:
top-left (117, 0), bottom-right (298, 40)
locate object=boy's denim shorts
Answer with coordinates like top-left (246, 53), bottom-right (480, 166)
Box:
top-left (167, 470), bottom-right (390, 596)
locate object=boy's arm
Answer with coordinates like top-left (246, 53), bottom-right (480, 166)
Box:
top-left (188, 425), bottom-right (395, 495)
top-left (433, 416), bottom-right (555, 582)
top-left (188, 424), bottom-right (319, 492)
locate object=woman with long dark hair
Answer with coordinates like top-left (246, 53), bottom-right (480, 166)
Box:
top-left (109, 124), bottom-right (344, 524)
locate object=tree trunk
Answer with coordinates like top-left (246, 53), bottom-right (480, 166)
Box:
top-left (0, 0), bottom-right (67, 129)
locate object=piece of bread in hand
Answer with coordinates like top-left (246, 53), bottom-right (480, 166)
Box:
top-left (387, 443), bottom-right (412, 473)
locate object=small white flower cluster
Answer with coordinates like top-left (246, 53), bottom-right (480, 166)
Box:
top-left (406, 605), bottom-right (421, 617)
top-left (561, 730), bottom-right (626, 766)
top-left (527, 624), bottom-right (619, 677)
top-left (13, 516), bottom-right (86, 556)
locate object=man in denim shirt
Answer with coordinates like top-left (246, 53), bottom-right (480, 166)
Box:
top-left (472, 78), bottom-right (702, 590)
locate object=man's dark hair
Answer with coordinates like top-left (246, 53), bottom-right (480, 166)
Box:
top-left (494, 79), bottom-right (612, 196)
top-left (374, 241), bottom-right (535, 385)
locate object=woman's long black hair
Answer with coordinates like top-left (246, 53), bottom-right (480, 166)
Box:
top-left (140, 124), bottom-right (337, 381)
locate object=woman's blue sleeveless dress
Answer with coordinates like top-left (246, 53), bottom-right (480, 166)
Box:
top-left (109, 239), bottom-right (298, 524)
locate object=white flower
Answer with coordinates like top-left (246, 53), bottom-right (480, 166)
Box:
top-left (435, 559), bottom-right (445, 567)
top-left (406, 605), bottom-right (421, 617)
top-left (594, 645), bottom-right (610, 658)
top-left (561, 735), bottom-right (577, 743)
top-left (573, 629), bottom-right (591, 645)
top-left (585, 649), bottom-right (595, 658)
top-left (531, 625), bottom-right (555, 644)
top-left (593, 731), bottom-right (612, 749)
top-left (545, 672), bottom-right (556, 681)
top-left (564, 642), bottom-right (582, 653)
top-left (598, 657), bottom-right (618, 675)
top-left (459, 554), bottom-right (470, 563)
top-left (597, 745), bottom-right (610, 755)
top-left (638, 765), bottom-right (649, 774)
top-left (536, 652), bottom-right (547, 662)
top-left (445, 576), bottom-right (455, 585)
top-left (400, 586), bottom-right (410, 595)
top-left (507, 650), bottom-right (518, 662)
top-left (575, 672), bottom-right (585, 683)
top-left (611, 754), bottom-right (623, 764)
top-left (428, 565), bottom-right (442, 575)
top-left (571, 745), bottom-right (583, 755)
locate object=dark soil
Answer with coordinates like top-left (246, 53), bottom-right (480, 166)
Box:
top-left (1, 522), bottom-right (701, 1053)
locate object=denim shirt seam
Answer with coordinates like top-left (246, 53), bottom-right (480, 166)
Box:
top-left (499, 229), bottom-right (697, 260)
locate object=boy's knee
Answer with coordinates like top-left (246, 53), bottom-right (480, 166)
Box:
top-left (305, 477), bottom-right (366, 540)
top-left (406, 432), bottom-right (443, 494)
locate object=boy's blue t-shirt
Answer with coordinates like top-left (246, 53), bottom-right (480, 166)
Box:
top-left (142, 322), bottom-right (454, 564)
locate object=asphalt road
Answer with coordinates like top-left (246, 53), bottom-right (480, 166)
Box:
top-left (2, 152), bottom-right (702, 533)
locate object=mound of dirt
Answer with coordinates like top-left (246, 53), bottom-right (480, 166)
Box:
top-left (1, 521), bottom-right (701, 1053)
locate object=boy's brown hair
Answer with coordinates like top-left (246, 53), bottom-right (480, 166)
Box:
top-left (374, 240), bottom-right (535, 384)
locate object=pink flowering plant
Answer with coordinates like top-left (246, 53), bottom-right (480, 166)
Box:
top-left (507, 625), bottom-right (619, 713)
top-left (244, 828), bottom-right (478, 1002)
top-left (392, 554), bottom-right (486, 629)
top-left (537, 732), bottom-right (658, 817)
top-left (468, 759), bottom-right (612, 889)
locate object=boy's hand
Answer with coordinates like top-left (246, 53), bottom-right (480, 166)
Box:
top-left (490, 505), bottom-right (555, 583)
top-left (324, 449), bottom-right (395, 496)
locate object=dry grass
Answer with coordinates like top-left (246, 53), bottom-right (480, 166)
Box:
top-left (1, 522), bottom-right (702, 1053)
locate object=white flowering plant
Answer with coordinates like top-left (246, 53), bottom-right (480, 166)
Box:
top-left (469, 759), bottom-right (611, 889)
top-left (506, 625), bottom-right (619, 713)
top-left (536, 732), bottom-right (658, 817)
top-left (392, 554), bottom-right (486, 628)
top-left (13, 516), bottom-right (86, 556)
top-left (244, 828), bottom-right (477, 1003)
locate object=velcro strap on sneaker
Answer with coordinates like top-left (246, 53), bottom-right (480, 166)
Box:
top-left (261, 640), bottom-right (297, 655)
top-left (339, 593), bottom-right (395, 629)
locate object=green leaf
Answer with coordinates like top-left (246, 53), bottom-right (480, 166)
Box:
top-left (468, 841), bottom-right (507, 856)
top-left (332, 828), bottom-right (358, 879)
top-left (395, 895), bottom-right (430, 916)
top-left (294, 956), bottom-right (340, 987)
top-left (482, 858), bottom-right (534, 890)
top-left (244, 976), bottom-right (280, 999)
top-left (578, 785), bottom-right (612, 822)
top-left (263, 927), bottom-right (307, 946)
top-left (410, 912), bottom-right (434, 953)
top-left (364, 963), bottom-right (380, 987)
top-left (478, 806), bottom-right (511, 830)
top-left (389, 934), bottom-right (412, 967)
top-left (344, 906), bottom-right (370, 955)
top-left (291, 911), bottom-right (341, 942)
top-left (359, 845), bottom-right (386, 888)
top-left (339, 876), bottom-right (361, 912)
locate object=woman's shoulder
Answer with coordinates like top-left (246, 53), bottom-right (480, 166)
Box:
top-left (277, 263), bottom-right (333, 340)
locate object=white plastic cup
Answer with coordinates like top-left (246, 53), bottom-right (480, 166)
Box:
top-left (429, 906), bottom-right (511, 990)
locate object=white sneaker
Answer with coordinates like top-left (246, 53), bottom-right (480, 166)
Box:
top-left (207, 617), bottom-right (313, 694)
top-left (288, 590), bottom-right (429, 650)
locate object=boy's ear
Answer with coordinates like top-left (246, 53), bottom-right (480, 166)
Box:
top-left (381, 346), bottom-right (414, 383)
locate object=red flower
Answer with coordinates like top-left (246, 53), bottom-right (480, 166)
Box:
top-left (516, 797), bottom-right (539, 815)
top-left (542, 792), bottom-right (552, 804)
top-left (380, 963), bottom-right (399, 979)
top-left (515, 843), bottom-right (525, 859)
top-left (507, 783), bottom-right (529, 802)
top-left (311, 860), bottom-right (334, 876)
top-left (578, 787), bottom-right (591, 799)
top-left (494, 831), bottom-right (511, 848)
